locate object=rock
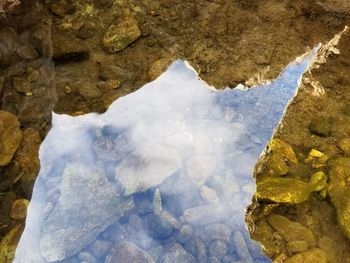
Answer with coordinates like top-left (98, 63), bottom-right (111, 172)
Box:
top-left (96, 80), bottom-right (121, 91)
top-left (10, 199), bottom-right (29, 220)
top-left (153, 188), bottom-right (162, 215)
top-left (285, 248), bottom-right (327, 263)
top-left (11, 76), bottom-right (32, 93)
top-left (0, 111), bottom-right (23, 166)
top-left (161, 243), bottom-right (195, 263)
top-left (52, 34), bottom-right (89, 63)
top-left (233, 231), bottom-right (253, 263)
top-left (78, 83), bottom-right (102, 99)
top-left (144, 213), bottom-right (174, 240)
top-left (266, 152), bottom-right (289, 176)
top-left (267, 214), bottom-right (316, 246)
top-left (105, 241), bottom-right (155, 263)
top-left (115, 143), bottom-right (182, 196)
top-left (76, 22), bottom-right (96, 40)
top-left (184, 204), bottom-right (232, 225)
top-left (337, 138), bottom-right (350, 155)
top-left (200, 185), bottom-right (219, 204)
top-left (16, 45), bottom-right (39, 60)
top-left (176, 224), bottom-right (194, 244)
top-left (308, 117), bottom-right (332, 137)
top-left (209, 240), bottom-right (228, 259)
top-left (39, 162), bottom-right (134, 261)
top-left (267, 139), bottom-right (298, 165)
top-left (344, 103), bottom-right (350, 116)
top-left (102, 17), bottom-right (141, 53)
top-left (186, 154), bottom-right (216, 185)
top-left (204, 223), bottom-right (231, 242)
top-left (0, 224), bottom-right (24, 263)
top-left (78, 251), bottom-right (97, 263)
top-left (88, 239), bottom-right (112, 259)
top-left (287, 240), bottom-right (310, 253)
top-left (256, 172), bottom-right (327, 204)
top-left (328, 185), bottom-right (350, 239)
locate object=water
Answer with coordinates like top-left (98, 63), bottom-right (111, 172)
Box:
top-left (14, 55), bottom-right (312, 263)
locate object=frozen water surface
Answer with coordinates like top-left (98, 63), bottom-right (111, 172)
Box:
top-left (15, 55), bottom-right (312, 263)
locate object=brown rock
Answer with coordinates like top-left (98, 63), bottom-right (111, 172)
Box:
top-left (102, 17), bottom-right (141, 53)
top-left (10, 199), bottom-right (29, 220)
top-left (337, 138), bottom-right (350, 155)
top-left (0, 224), bottom-right (24, 263)
top-left (0, 111), bottom-right (23, 166)
top-left (285, 248), bottom-right (327, 263)
top-left (267, 214), bottom-right (316, 247)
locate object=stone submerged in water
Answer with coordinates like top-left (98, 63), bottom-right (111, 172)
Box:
top-left (39, 162), bottom-right (134, 262)
top-left (102, 16), bottom-right (141, 53)
top-left (256, 171), bottom-right (327, 204)
top-left (0, 111), bottom-right (23, 166)
top-left (116, 144), bottom-right (182, 196)
top-left (105, 241), bottom-right (155, 263)
top-left (161, 243), bottom-right (195, 263)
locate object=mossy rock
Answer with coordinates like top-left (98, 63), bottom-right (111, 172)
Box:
top-left (308, 117), bottom-right (332, 137)
top-left (0, 111), bottom-right (23, 166)
top-left (0, 224), bottom-right (24, 263)
top-left (103, 17), bottom-right (141, 53)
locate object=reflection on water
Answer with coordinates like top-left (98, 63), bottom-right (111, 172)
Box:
top-left (14, 57), bottom-right (311, 263)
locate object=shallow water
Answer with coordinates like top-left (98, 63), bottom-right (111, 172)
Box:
top-left (14, 57), bottom-right (311, 263)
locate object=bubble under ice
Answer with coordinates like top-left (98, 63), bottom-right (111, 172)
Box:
top-left (14, 57), bottom-right (312, 263)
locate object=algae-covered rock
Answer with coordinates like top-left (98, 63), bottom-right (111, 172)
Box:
top-left (103, 17), bottom-right (141, 53)
top-left (10, 199), bottom-right (29, 220)
top-left (284, 248), bottom-right (327, 263)
top-left (329, 186), bottom-right (350, 239)
top-left (337, 138), bottom-right (350, 155)
top-left (327, 157), bottom-right (350, 191)
top-left (0, 224), bottom-right (24, 263)
top-left (266, 152), bottom-right (289, 176)
top-left (256, 172), bottom-right (327, 204)
top-left (267, 139), bottom-right (298, 165)
top-left (267, 214), bottom-right (316, 247)
top-left (308, 117), bottom-right (332, 137)
top-left (0, 111), bottom-right (23, 166)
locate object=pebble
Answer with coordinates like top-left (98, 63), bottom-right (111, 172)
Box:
top-left (204, 223), bottom-right (232, 242)
top-left (233, 231), bottom-right (253, 263)
top-left (144, 213), bottom-right (174, 240)
top-left (161, 243), bottom-right (195, 263)
top-left (153, 188), bottom-right (162, 215)
top-left (209, 240), bottom-right (228, 259)
top-left (10, 199), bottom-right (29, 220)
top-left (78, 251), bottom-right (97, 263)
top-left (200, 185), bottom-right (219, 204)
top-left (105, 241), bottom-right (155, 263)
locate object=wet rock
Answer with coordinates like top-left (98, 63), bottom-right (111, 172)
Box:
top-left (161, 243), bottom-right (195, 263)
top-left (105, 241), bottom-right (155, 263)
top-left (144, 213), bottom-right (174, 240)
top-left (287, 240), bottom-right (310, 253)
top-left (328, 157), bottom-right (350, 190)
top-left (233, 231), bottom-right (253, 263)
top-left (76, 22), bottom-right (96, 40)
top-left (285, 248), bottom-right (327, 263)
top-left (267, 214), bottom-right (316, 247)
top-left (10, 199), bottom-right (29, 220)
top-left (328, 185), bottom-right (350, 239)
top-left (0, 224), bottom-right (24, 263)
top-left (153, 188), bottom-right (162, 215)
top-left (256, 172), bottom-right (327, 204)
top-left (11, 76), bottom-right (32, 93)
top-left (308, 117), bottom-right (332, 137)
top-left (176, 224), bottom-right (194, 244)
top-left (184, 204), bottom-right (232, 225)
top-left (96, 80), bottom-right (121, 91)
top-left (116, 143), bottom-right (182, 196)
top-left (266, 152), bottom-right (289, 176)
top-left (39, 162), bottom-right (134, 261)
top-left (0, 111), bottom-right (23, 166)
top-left (78, 83), bottom-right (102, 99)
top-left (78, 251), bottom-right (97, 263)
top-left (186, 154), bottom-right (216, 185)
top-left (16, 44), bottom-right (39, 60)
top-left (204, 223), bottom-right (231, 242)
top-left (267, 139), bottom-right (298, 165)
top-left (88, 239), bottom-right (112, 259)
top-left (200, 185), bottom-right (219, 204)
top-left (209, 240), bottom-right (228, 259)
top-left (102, 17), bottom-right (141, 53)
top-left (337, 138), bottom-right (350, 155)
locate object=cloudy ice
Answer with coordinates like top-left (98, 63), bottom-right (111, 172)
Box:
top-left (14, 54), bottom-right (312, 263)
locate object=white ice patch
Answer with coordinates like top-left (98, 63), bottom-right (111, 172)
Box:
top-left (15, 56), bottom-right (313, 263)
